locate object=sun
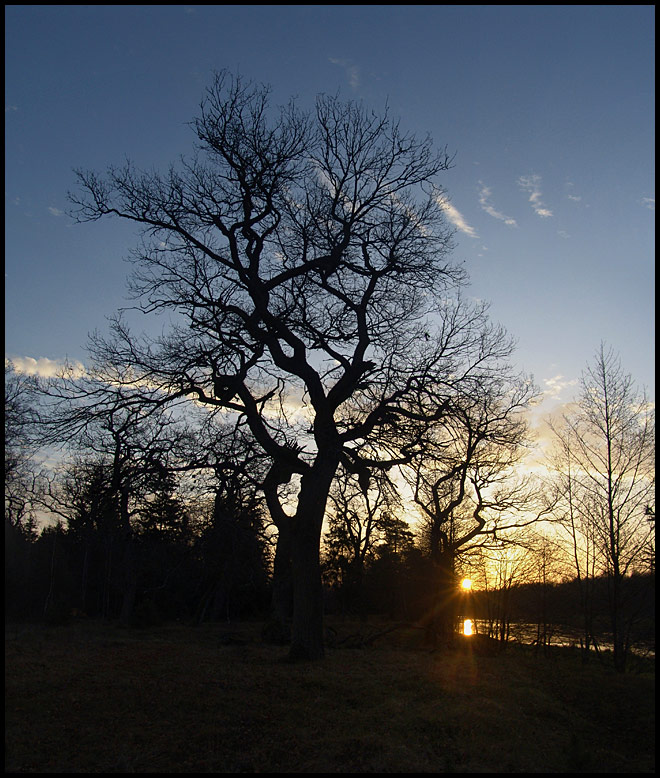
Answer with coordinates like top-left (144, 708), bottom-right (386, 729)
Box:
top-left (461, 578), bottom-right (472, 591)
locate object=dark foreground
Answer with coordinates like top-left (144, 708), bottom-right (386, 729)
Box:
top-left (5, 619), bottom-right (655, 773)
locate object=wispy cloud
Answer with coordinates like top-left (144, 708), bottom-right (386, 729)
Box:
top-left (641, 197), bottom-right (655, 211)
top-left (518, 174), bottom-right (553, 218)
top-left (565, 181), bottom-right (581, 202)
top-left (477, 182), bottom-right (517, 226)
top-left (329, 58), bottom-right (360, 89)
top-left (7, 355), bottom-right (85, 378)
top-left (48, 206), bottom-right (64, 217)
top-left (435, 193), bottom-right (478, 238)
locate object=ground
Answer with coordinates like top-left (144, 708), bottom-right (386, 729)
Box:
top-left (5, 617), bottom-right (655, 773)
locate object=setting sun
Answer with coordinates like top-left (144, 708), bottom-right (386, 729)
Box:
top-left (461, 578), bottom-right (472, 590)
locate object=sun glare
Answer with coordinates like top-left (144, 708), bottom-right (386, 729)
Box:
top-left (463, 619), bottom-right (474, 636)
top-left (461, 578), bottom-right (472, 590)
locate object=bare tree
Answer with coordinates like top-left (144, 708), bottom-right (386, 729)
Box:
top-left (545, 426), bottom-right (603, 658)
top-left (546, 344), bottom-right (655, 671)
top-left (468, 536), bottom-right (532, 642)
top-left (68, 70), bottom-right (517, 659)
top-left (322, 465), bottom-right (401, 618)
top-left (30, 365), bottom-right (203, 623)
top-left (400, 365), bottom-right (545, 644)
top-left (5, 361), bottom-right (40, 534)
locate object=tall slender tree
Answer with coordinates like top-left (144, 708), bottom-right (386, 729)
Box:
top-left (546, 344), bottom-right (655, 671)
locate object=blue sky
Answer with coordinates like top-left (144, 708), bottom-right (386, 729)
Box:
top-left (5, 5), bottom-right (655, 422)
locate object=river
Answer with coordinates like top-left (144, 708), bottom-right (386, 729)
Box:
top-left (467, 619), bottom-right (655, 658)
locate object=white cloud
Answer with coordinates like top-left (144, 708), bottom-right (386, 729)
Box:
top-left (477, 182), bottom-right (517, 226)
top-left (557, 230), bottom-right (570, 239)
top-left (48, 206), bottom-right (64, 217)
top-left (518, 174), bottom-right (553, 218)
top-left (435, 194), bottom-right (478, 238)
top-left (641, 197), bottom-right (655, 211)
top-left (524, 376), bottom-right (581, 442)
top-left (7, 356), bottom-right (85, 378)
top-left (541, 374), bottom-right (578, 401)
top-left (329, 58), bottom-right (360, 89)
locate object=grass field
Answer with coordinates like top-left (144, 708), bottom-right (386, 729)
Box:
top-left (5, 618), bottom-right (655, 773)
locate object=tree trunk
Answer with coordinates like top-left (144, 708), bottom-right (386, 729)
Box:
top-left (610, 574), bottom-right (627, 673)
top-left (262, 522), bottom-right (293, 645)
top-left (289, 522), bottom-right (325, 660)
top-left (119, 537), bottom-right (138, 626)
top-left (118, 487), bottom-right (137, 627)
top-left (424, 551), bottom-right (456, 647)
top-left (287, 467), bottom-right (334, 660)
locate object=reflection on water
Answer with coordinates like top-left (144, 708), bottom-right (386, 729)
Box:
top-left (463, 619), bottom-right (473, 636)
top-left (468, 620), bottom-right (654, 657)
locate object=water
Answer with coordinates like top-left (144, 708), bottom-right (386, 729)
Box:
top-left (468, 620), bottom-right (655, 658)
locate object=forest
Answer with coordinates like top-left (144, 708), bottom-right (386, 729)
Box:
top-left (5, 72), bottom-right (655, 677)
top-left (5, 344), bottom-right (654, 673)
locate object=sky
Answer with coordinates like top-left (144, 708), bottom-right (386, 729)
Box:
top-left (5, 5), bottom-right (655, 432)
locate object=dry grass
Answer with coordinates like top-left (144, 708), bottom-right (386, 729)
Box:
top-left (5, 618), bottom-right (655, 773)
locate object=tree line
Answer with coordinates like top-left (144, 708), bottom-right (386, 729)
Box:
top-left (5, 72), bottom-right (654, 671)
top-left (6, 340), bottom-right (653, 671)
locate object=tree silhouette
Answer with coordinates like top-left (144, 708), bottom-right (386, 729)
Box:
top-left (400, 366), bottom-right (544, 643)
top-left (546, 344), bottom-right (655, 671)
top-left (69, 71), bottom-right (519, 658)
top-left (30, 367), bottom-right (201, 623)
top-left (193, 422), bottom-right (271, 624)
top-left (322, 466), bottom-right (401, 618)
top-left (5, 362), bottom-right (40, 536)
